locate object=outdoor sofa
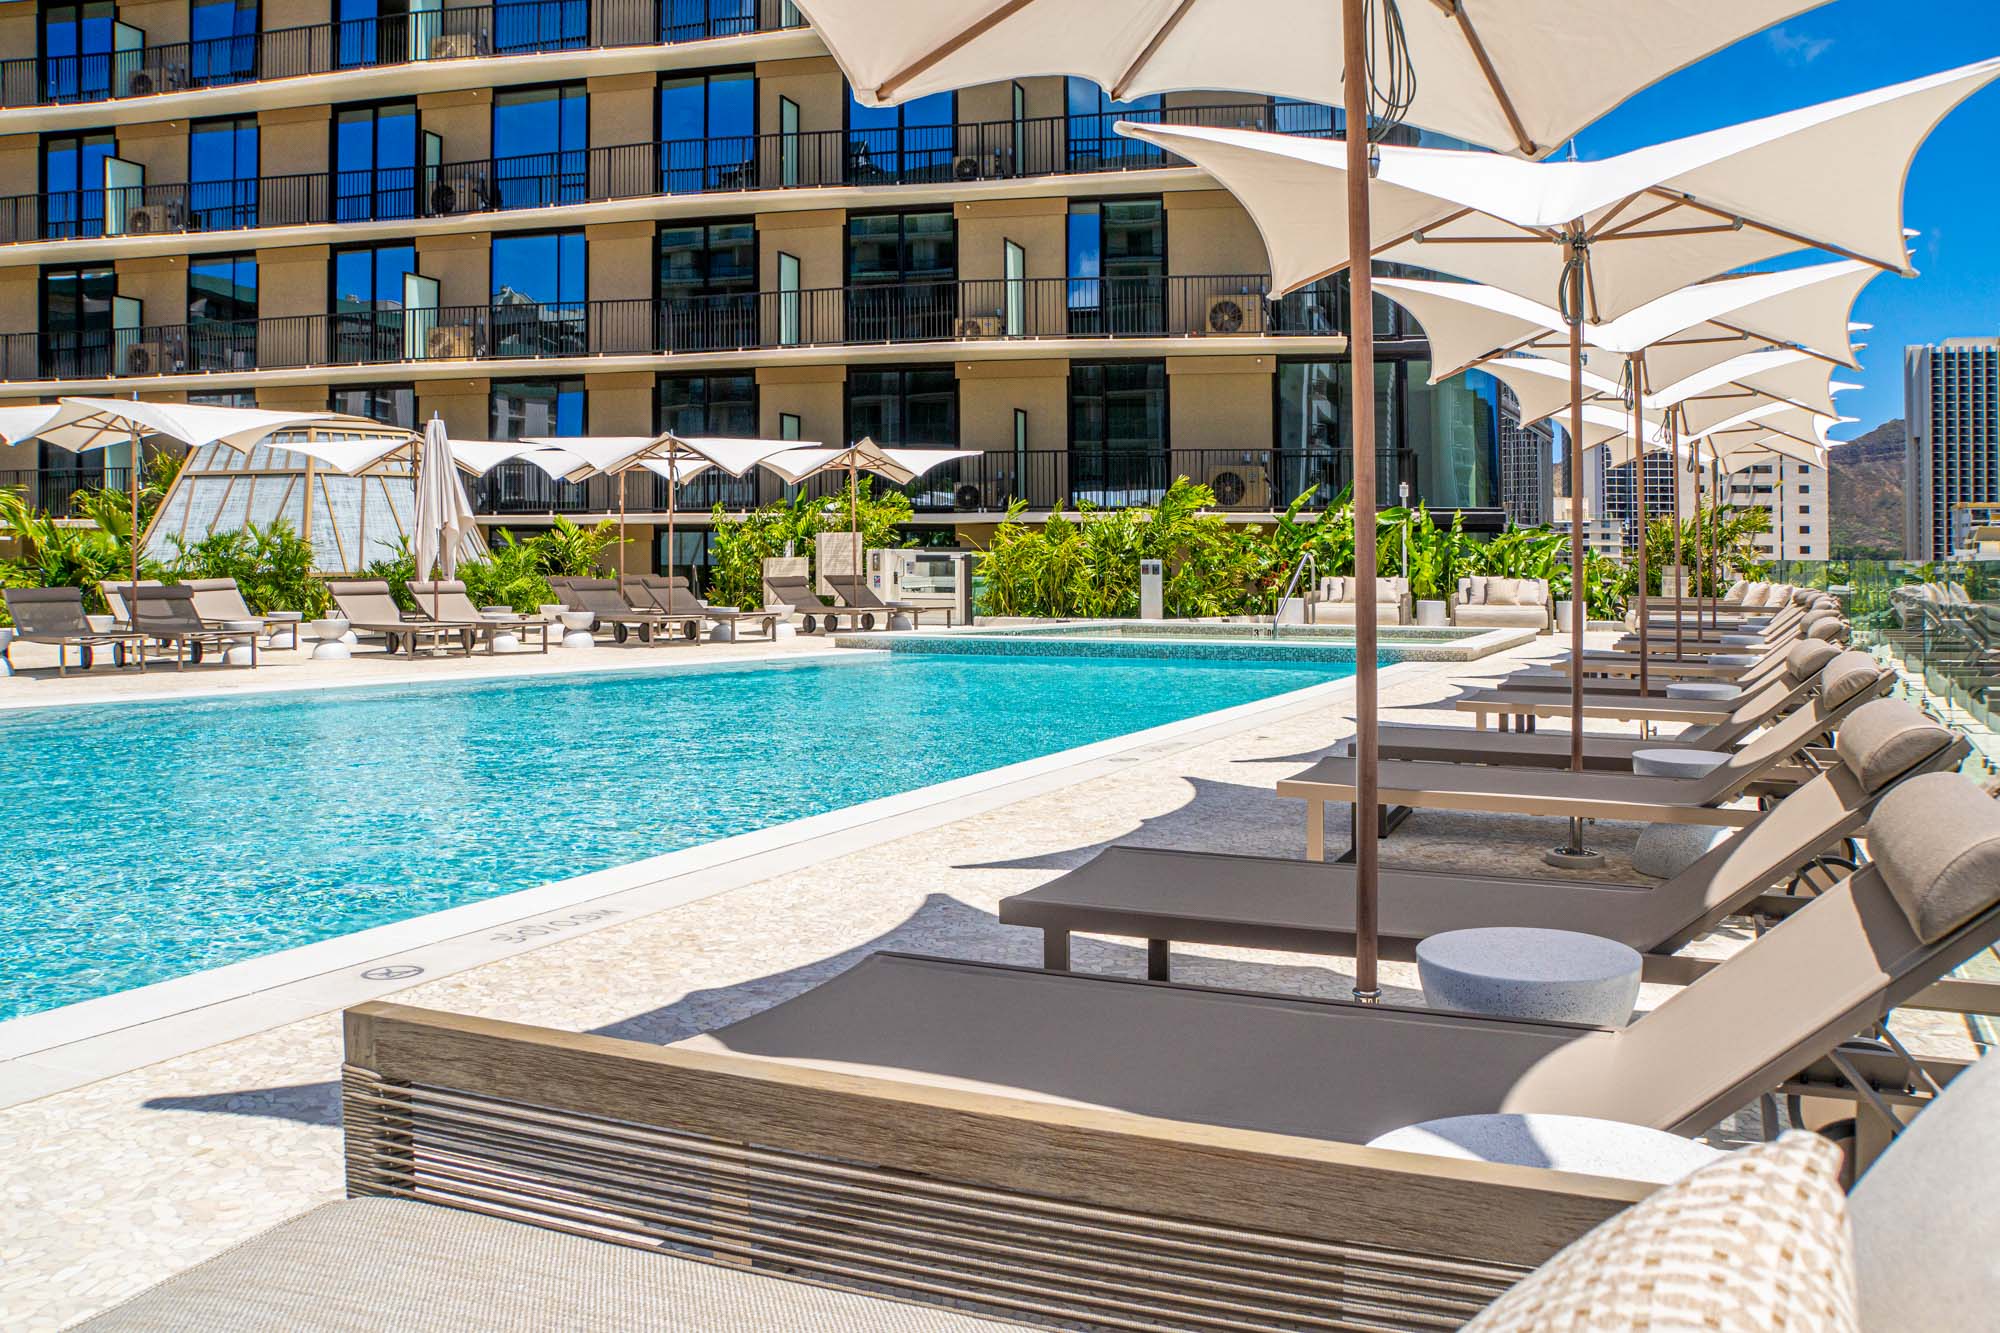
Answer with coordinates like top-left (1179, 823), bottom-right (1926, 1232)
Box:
top-left (1450, 576), bottom-right (1553, 632)
top-left (1311, 575), bottom-right (1412, 625)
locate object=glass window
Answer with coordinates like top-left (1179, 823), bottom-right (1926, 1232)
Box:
top-left (661, 0), bottom-right (760, 43)
top-left (494, 0), bottom-right (588, 54)
top-left (844, 86), bottom-right (953, 183)
top-left (657, 222), bottom-right (756, 352)
top-left (1069, 360), bottom-right (1166, 505)
top-left (658, 374), bottom-right (759, 505)
top-left (658, 70), bottom-right (756, 192)
top-left (42, 1), bottom-right (116, 103)
top-left (1067, 199), bottom-right (1162, 334)
top-left (1405, 362), bottom-right (1498, 511)
top-left (189, 0), bottom-right (258, 86)
top-left (848, 367), bottom-right (956, 445)
top-left (42, 131), bottom-right (115, 238)
top-left (491, 378), bottom-right (584, 440)
top-left (1066, 80), bottom-right (1161, 170)
top-left (187, 254), bottom-right (256, 371)
top-left (492, 231), bottom-right (585, 357)
top-left (332, 384), bottom-right (417, 429)
top-left (1275, 358), bottom-right (1402, 506)
top-left (846, 211), bottom-right (955, 342)
top-left (491, 83), bottom-right (587, 208)
top-left (40, 263), bottom-right (117, 377)
top-left (187, 389), bottom-right (258, 407)
top-left (331, 242), bottom-right (416, 362)
top-left (334, 101), bottom-right (417, 221)
top-left (189, 116), bottom-right (259, 230)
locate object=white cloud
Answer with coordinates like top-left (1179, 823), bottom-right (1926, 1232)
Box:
top-left (1767, 26), bottom-right (1835, 63)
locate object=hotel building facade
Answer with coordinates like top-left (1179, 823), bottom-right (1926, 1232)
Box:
top-left (0, 1), bottom-right (1528, 581)
top-left (1906, 338), bottom-right (2000, 560)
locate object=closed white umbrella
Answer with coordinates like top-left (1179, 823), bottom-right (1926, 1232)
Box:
top-left (762, 438), bottom-right (982, 608)
top-left (412, 415), bottom-right (479, 620)
top-left (791, 0), bottom-right (1842, 1004)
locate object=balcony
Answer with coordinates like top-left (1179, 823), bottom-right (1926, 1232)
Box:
top-left (0, 0), bottom-right (802, 109)
top-left (0, 466), bottom-right (132, 513)
top-left (471, 447), bottom-right (1421, 517)
top-left (0, 102), bottom-right (1325, 246)
top-left (0, 274), bottom-right (1381, 384)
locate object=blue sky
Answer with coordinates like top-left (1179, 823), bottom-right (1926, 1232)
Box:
top-left (1573, 0), bottom-right (2000, 440)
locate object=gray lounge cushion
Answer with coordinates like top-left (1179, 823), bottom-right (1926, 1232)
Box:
top-left (1784, 639), bottom-right (1843, 683)
top-left (1805, 615), bottom-right (1846, 642)
top-left (1849, 1050), bottom-right (2000, 1331)
top-left (82, 1197), bottom-right (1013, 1332)
top-left (1815, 651), bottom-right (1881, 712)
top-left (1864, 773), bottom-right (2000, 944)
top-left (1835, 700), bottom-right (1954, 795)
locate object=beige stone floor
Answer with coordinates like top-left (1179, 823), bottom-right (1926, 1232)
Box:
top-left (0, 633), bottom-right (1987, 1328)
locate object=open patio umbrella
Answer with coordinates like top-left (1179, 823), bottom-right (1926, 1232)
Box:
top-left (790, 0), bottom-right (1846, 1001)
top-left (0, 398), bottom-right (400, 619)
top-left (525, 433), bottom-right (812, 600)
top-left (761, 438), bottom-right (982, 611)
top-left (1123, 59), bottom-right (1993, 868)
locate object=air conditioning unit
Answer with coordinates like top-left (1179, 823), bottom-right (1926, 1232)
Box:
top-left (429, 32), bottom-right (482, 59)
top-left (121, 337), bottom-right (181, 376)
top-left (426, 178), bottom-right (479, 216)
top-left (952, 154), bottom-right (985, 182)
top-left (124, 202), bottom-right (187, 235)
top-left (1203, 460), bottom-right (1271, 509)
top-left (953, 482), bottom-right (983, 511)
top-left (1204, 292), bottom-right (1266, 335)
top-left (955, 314), bottom-right (1003, 339)
top-left (122, 62), bottom-right (187, 97)
top-left (426, 325), bottom-right (477, 360)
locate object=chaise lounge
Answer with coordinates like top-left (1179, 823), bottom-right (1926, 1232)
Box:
top-left (1, 586), bottom-right (146, 676)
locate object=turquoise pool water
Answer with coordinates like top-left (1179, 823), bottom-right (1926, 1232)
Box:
top-left (1, 652), bottom-right (1349, 1020)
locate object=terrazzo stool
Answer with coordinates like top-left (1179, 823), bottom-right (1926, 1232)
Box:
top-left (1665, 681), bottom-right (1741, 702)
top-left (1630, 747), bottom-right (1735, 878)
top-left (264, 610), bottom-right (303, 650)
top-left (479, 608), bottom-right (521, 653)
top-left (0, 626), bottom-right (12, 674)
top-left (1416, 927), bottom-right (1642, 1027)
top-left (222, 620), bottom-right (262, 666)
top-left (308, 618), bottom-right (351, 661)
top-left (773, 621), bottom-right (798, 640)
top-left (1367, 1114), bottom-right (1725, 1184)
top-left (560, 610), bottom-right (597, 649)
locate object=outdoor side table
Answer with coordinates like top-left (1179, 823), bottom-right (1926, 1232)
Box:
top-left (1416, 926), bottom-right (1643, 1027)
top-left (309, 618), bottom-right (352, 660)
top-left (560, 610), bottom-right (597, 649)
top-left (1630, 749), bottom-right (1736, 877)
top-left (222, 620), bottom-right (262, 667)
top-left (1665, 681), bottom-right (1742, 702)
top-left (264, 610), bottom-right (303, 650)
top-left (1368, 1113), bottom-right (1724, 1183)
top-left (0, 626), bottom-right (13, 675)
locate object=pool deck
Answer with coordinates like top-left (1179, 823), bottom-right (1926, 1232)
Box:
top-left (0, 627), bottom-right (1986, 1328)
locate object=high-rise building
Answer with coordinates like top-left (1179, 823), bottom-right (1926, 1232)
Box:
top-left (0, 12), bottom-right (1514, 578)
top-left (1726, 455), bottom-right (1827, 561)
top-left (1905, 339), bottom-right (2000, 560)
top-left (1597, 447), bottom-right (1696, 547)
top-left (1496, 383), bottom-right (1553, 527)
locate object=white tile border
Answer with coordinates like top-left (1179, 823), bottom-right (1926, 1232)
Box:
top-left (0, 661), bottom-right (1395, 1108)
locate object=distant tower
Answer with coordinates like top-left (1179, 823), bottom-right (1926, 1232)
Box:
top-left (1905, 339), bottom-right (2000, 559)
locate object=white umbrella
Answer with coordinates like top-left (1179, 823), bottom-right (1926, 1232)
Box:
top-left (761, 438), bottom-right (982, 609)
top-left (524, 433), bottom-right (814, 599)
top-left (411, 415), bottom-right (480, 621)
top-left (790, 0), bottom-right (1841, 1004)
top-left (0, 398), bottom-right (399, 617)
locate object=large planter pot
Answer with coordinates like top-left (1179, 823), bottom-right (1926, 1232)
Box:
top-left (1415, 599), bottom-right (1448, 627)
top-left (1554, 600), bottom-right (1579, 632)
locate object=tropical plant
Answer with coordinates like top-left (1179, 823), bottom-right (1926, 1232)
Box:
top-left (704, 482), bottom-right (915, 610)
top-left (168, 520), bottom-right (332, 617)
top-left (527, 514), bottom-right (626, 579)
top-left (0, 486), bottom-right (164, 620)
top-left (456, 529), bottom-right (556, 612)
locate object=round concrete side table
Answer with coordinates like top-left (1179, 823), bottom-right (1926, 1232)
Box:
top-left (309, 618), bottom-right (352, 661)
top-left (1630, 748), bottom-right (1736, 878)
top-left (1416, 927), bottom-right (1643, 1027)
top-left (559, 610), bottom-right (597, 649)
top-left (0, 626), bottom-right (13, 675)
top-left (264, 610), bottom-right (303, 650)
top-left (1367, 1114), bottom-right (1724, 1184)
top-left (1631, 748), bottom-right (1731, 779)
top-left (222, 620), bottom-right (262, 666)
top-left (479, 610), bottom-right (521, 653)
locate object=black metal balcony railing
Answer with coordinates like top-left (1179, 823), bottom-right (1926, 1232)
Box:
top-left (0, 466), bottom-right (132, 513)
top-left (471, 447), bottom-right (1420, 517)
top-left (0, 274), bottom-right (1390, 383)
top-left (0, 102), bottom-right (1322, 246)
top-left (0, 0), bottom-right (802, 108)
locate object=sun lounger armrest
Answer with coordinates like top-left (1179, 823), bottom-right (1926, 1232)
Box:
top-left (344, 1002), bottom-right (1645, 1324)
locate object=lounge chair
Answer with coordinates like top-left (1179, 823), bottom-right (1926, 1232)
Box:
top-left (1369, 644), bottom-right (1874, 771)
top-left (97, 578), bottom-right (163, 627)
top-left (180, 577), bottom-right (290, 643)
top-left (1001, 699), bottom-right (1966, 985)
top-left (1277, 654), bottom-right (1895, 857)
top-left (763, 572), bottom-right (850, 633)
top-left (1492, 630), bottom-right (1837, 697)
top-left (119, 584), bottom-right (259, 670)
top-left (679, 770), bottom-right (2000, 1148)
top-left (547, 577), bottom-right (670, 644)
top-left (631, 574), bottom-right (783, 641)
top-left (406, 580), bottom-right (552, 654)
top-left (326, 580), bottom-right (476, 658)
top-left (837, 576), bottom-right (955, 630)
top-left (1, 586), bottom-right (146, 676)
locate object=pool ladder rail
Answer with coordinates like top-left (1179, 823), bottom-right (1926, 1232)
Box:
top-left (1274, 552), bottom-right (1320, 638)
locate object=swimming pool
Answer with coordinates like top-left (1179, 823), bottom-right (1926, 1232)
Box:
top-left (1, 651), bottom-right (1349, 1020)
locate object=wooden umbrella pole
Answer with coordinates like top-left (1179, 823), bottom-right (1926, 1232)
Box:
top-left (1632, 354), bottom-right (1648, 697)
top-left (665, 461), bottom-right (677, 607)
top-left (1342, 0), bottom-right (1379, 1003)
top-left (1565, 245), bottom-right (1585, 775)
top-left (1672, 414), bottom-right (1684, 661)
top-left (850, 460), bottom-right (860, 612)
top-left (127, 423), bottom-right (140, 609)
top-left (618, 468), bottom-right (629, 596)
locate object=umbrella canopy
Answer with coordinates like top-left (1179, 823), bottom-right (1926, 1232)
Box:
top-left (1119, 58), bottom-right (2000, 317)
top-left (412, 417), bottom-right (479, 589)
top-left (800, 0), bottom-right (1826, 156)
top-left (760, 438), bottom-right (982, 605)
